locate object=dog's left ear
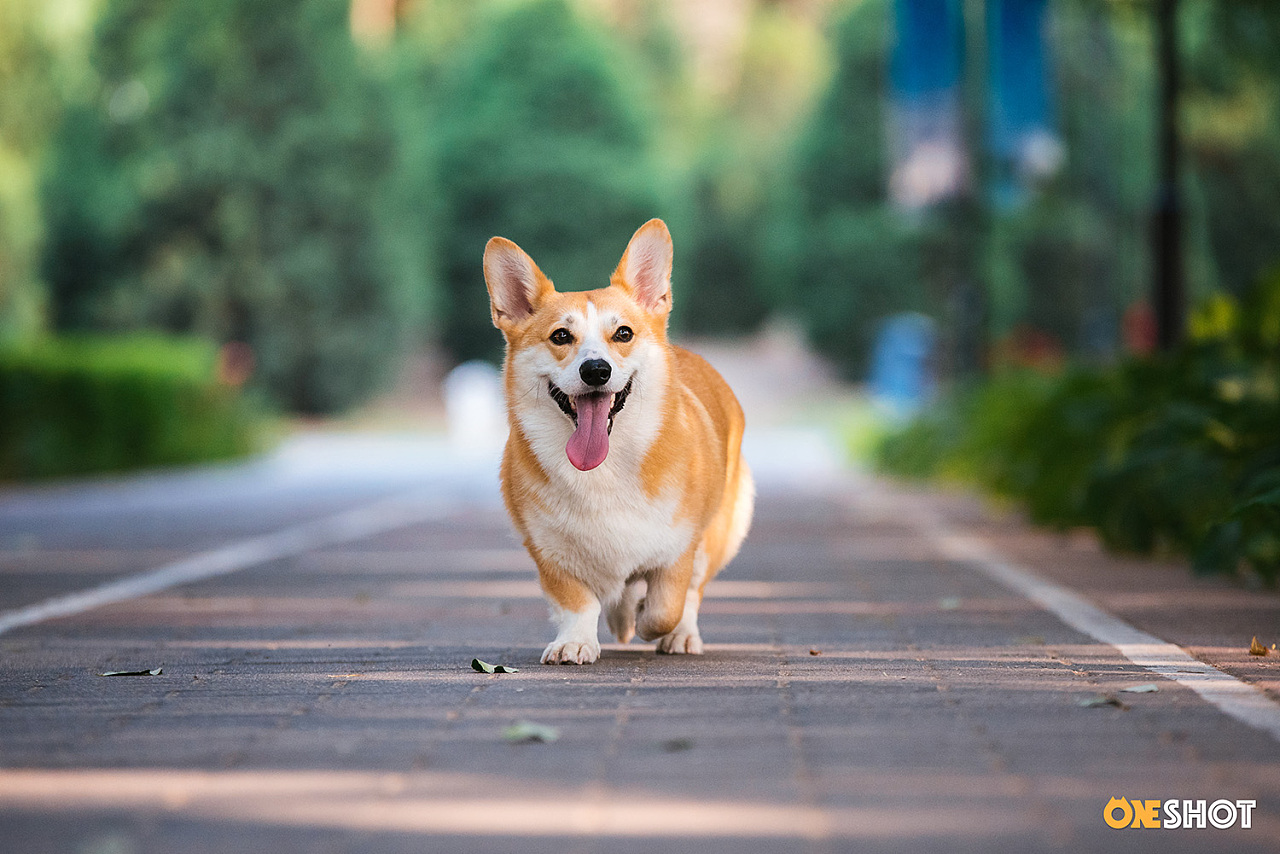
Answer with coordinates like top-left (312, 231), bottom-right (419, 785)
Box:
top-left (484, 237), bottom-right (554, 333)
top-left (613, 219), bottom-right (673, 316)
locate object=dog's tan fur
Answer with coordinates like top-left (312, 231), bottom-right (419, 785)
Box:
top-left (484, 219), bottom-right (754, 663)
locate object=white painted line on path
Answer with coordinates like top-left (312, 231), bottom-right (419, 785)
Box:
top-left (0, 492), bottom-right (452, 637)
top-left (916, 511), bottom-right (1280, 744)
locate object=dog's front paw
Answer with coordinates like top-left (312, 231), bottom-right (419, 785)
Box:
top-left (541, 639), bottom-right (600, 665)
top-left (655, 628), bottom-right (703, 655)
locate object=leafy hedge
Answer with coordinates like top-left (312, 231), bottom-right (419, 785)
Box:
top-left (876, 274), bottom-right (1280, 585)
top-left (0, 335), bottom-right (262, 480)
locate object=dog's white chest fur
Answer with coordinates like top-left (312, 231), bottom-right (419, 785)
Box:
top-left (524, 474), bottom-right (691, 603)
top-left (506, 343), bottom-right (688, 603)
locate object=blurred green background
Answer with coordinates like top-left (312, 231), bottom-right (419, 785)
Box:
top-left (1, 0), bottom-right (1278, 580)
top-left (6, 0), bottom-right (1280, 391)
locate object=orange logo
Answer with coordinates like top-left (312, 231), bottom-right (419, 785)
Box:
top-left (1105, 798), bottom-right (1256, 829)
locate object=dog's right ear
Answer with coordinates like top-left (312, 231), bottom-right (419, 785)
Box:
top-left (483, 237), bottom-right (554, 332)
top-left (613, 219), bottom-right (673, 317)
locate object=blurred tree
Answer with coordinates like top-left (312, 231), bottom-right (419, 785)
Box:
top-left (677, 158), bottom-right (775, 335)
top-left (676, 3), bottom-right (831, 336)
top-left (1182, 0), bottom-right (1280, 299)
top-left (996, 0), bottom-right (1280, 357)
top-left (434, 0), bottom-right (664, 362)
top-left (984, 0), bottom-right (1154, 359)
top-left (777, 0), bottom-right (937, 379)
top-left (0, 1), bottom-right (64, 342)
top-left (42, 0), bottom-right (425, 413)
top-left (793, 0), bottom-right (891, 222)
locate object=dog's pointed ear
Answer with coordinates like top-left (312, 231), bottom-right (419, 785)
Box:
top-left (484, 237), bottom-right (554, 331)
top-left (613, 219), bottom-right (673, 316)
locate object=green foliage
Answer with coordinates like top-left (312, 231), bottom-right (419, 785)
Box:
top-left (777, 0), bottom-right (1166, 372)
top-left (877, 273), bottom-right (1280, 584)
top-left (0, 335), bottom-right (261, 480)
top-left (435, 0), bottom-right (664, 362)
top-left (41, 0), bottom-right (425, 413)
top-left (673, 5), bottom-right (831, 338)
top-left (1182, 0), bottom-right (1280, 298)
top-left (988, 193), bottom-right (1122, 354)
top-left (776, 0), bottom-right (940, 379)
top-left (0, 1), bottom-right (64, 342)
top-left (13, 0), bottom-right (1280, 423)
top-left (799, 210), bottom-right (940, 379)
top-left (792, 0), bottom-right (892, 218)
top-left (674, 148), bottom-right (774, 335)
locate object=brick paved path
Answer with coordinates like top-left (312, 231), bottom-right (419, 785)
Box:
top-left (1, 434), bottom-right (1278, 853)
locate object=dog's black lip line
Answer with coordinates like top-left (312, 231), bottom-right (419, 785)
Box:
top-left (547, 377), bottom-right (633, 434)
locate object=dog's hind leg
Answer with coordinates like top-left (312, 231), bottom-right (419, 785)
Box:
top-left (647, 546), bottom-right (707, 655)
top-left (655, 585), bottom-right (704, 654)
top-left (607, 578), bottom-right (644, 643)
top-left (655, 461), bottom-right (754, 656)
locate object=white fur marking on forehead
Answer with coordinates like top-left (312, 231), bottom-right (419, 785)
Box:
top-left (580, 301), bottom-right (607, 357)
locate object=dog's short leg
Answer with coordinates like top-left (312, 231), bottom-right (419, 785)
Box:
top-left (656, 586), bottom-right (704, 654)
top-left (606, 579), bottom-right (644, 643)
top-left (544, 601), bottom-right (601, 664)
top-left (537, 561), bottom-right (601, 664)
top-left (656, 545), bottom-right (707, 654)
top-left (636, 550), bottom-right (694, 642)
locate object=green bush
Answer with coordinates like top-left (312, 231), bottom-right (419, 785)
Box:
top-left (876, 273), bottom-right (1280, 584)
top-left (0, 335), bottom-right (262, 480)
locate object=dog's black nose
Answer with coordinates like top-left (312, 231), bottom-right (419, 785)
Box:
top-left (580, 359), bottom-right (611, 387)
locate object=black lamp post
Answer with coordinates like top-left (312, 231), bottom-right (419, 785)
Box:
top-left (1153, 0), bottom-right (1184, 350)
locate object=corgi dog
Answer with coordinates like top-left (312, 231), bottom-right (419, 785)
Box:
top-left (483, 219), bottom-right (755, 664)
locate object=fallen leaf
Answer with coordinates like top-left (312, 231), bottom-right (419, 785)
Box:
top-left (99, 668), bottom-right (162, 677)
top-left (1079, 694), bottom-right (1128, 709)
top-left (809, 649), bottom-right (822, 656)
top-left (1121, 683), bottom-right (1159, 694)
top-left (472, 658), bottom-right (519, 674)
top-left (1249, 637), bottom-right (1268, 656)
top-left (504, 721), bottom-right (560, 743)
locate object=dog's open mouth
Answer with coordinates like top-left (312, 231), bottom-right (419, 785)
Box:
top-left (549, 378), bottom-right (632, 472)
top-left (548, 377), bottom-right (632, 433)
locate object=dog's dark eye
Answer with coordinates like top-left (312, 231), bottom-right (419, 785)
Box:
top-left (613, 326), bottom-right (634, 343)
top-left (550, 328), bottom-right (573, 346)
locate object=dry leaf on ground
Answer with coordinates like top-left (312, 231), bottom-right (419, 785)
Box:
top-left (472, 658), bottom-right (520, 673)
top-left (504, 721), bottom-right (560, 743)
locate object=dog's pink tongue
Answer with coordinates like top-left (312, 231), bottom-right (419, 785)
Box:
top-left (566, 393), bottom-right (611, 471)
